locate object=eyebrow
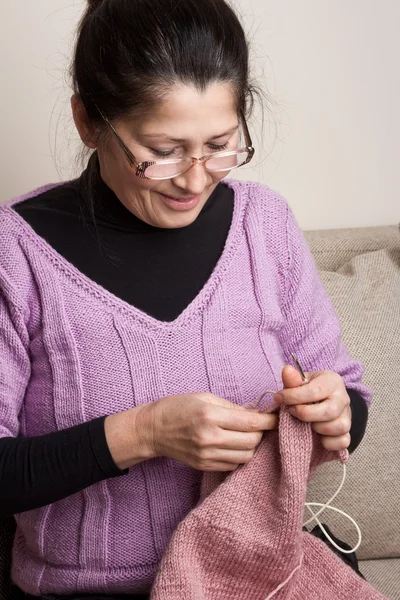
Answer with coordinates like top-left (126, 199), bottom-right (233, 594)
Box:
top-left (140, 125), bottom-right (239, 143)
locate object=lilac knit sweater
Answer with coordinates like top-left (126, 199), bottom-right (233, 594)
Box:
top-left (0, 180), bottom-right (370, 596)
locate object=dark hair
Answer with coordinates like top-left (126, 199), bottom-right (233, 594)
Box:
top-left (72, 0), bottom-right (259, 128)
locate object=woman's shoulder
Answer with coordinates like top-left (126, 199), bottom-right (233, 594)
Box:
top-left (0, 184), bottom-right (66, 310)
top-left (225, 178), bottom-right (291, 221)
top-left (226, 178), bottom-right (308, 272)
top-left (0, 183), bottom-right (60, 244)
top-left (226, 178), bottom-right (298, 246)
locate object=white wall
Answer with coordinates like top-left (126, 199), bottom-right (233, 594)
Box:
top-left (1, 1), bottom-right (399, 230)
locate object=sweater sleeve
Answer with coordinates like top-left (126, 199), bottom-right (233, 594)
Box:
top-left (0, 289), bottom-right (126, 517)
top-left (347, 388), bottom-right (368, 454)
top-left (0, 290), bottom-right (30, 440)
top-left (0, 418), bottom-right (127, 517)
top-left (278, 202), bottom-right (372, 404)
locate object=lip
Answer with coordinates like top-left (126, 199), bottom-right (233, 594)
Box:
top-left (159, 192), bottom-right (202, 212)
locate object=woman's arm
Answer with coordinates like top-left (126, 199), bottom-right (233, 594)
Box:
top-left (0, 418), bottom-right (127, 516)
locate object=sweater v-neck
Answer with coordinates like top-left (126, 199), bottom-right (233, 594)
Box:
top-left (5, 177), bottom-right (250, 330)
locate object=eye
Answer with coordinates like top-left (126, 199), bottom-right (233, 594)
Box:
top-left (207, 142), bottom-right (229, 152)
top-left (150, 148), bottom-right (178, 158)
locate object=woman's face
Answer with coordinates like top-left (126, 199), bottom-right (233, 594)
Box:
top-left (80, 83), bottom-right (240, 229)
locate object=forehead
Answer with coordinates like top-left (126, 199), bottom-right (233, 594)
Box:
top-left (130, 82), bottom-right (238, 138)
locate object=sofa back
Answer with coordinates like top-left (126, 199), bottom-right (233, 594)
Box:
top-left (304, 224), bottom-right (400, 561)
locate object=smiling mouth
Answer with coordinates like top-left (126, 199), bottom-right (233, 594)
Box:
top-left (160, 193), bottom-right (200, 201)
top-left (161, 194), bottom-right (201, 203)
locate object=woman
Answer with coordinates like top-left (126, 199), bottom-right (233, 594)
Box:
top-left (0, 0), bottom-right (369, 598)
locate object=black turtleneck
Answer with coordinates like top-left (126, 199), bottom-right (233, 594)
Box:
top-left (0, 165), bottom-right (368, 519)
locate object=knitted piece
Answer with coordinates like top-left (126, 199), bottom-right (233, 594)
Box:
top-left (151, 406), bottom-right (388, 600)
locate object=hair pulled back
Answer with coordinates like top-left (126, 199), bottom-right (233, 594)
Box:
top-left (86, 0), bottom-right (102, 11)
top-left (72, 0), bottom-right (257, 127)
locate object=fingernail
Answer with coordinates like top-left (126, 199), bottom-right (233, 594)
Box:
top-left (274, 394), bottom-right (283, 403)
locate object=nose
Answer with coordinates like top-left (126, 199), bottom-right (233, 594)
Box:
top-left (171, 161), bottom-right (209, 196)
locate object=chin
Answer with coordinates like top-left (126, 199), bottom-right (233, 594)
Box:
top-left (156, 207), bottom-right (203, 229)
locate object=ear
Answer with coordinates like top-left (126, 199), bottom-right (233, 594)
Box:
top-left (71, 94), bottom-right (98, 149)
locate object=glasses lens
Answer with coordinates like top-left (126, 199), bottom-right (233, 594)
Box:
top-left (145, 158), bottom-right (192, 180)
top-left (143, 150), bottom-right (251, 180)
top-left (206, 150), bottom-right (250, 173)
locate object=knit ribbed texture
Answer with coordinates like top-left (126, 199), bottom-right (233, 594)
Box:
top-left (0, 181), bottom-right (370, 596)
top-left (151, 406), bottom-right (387, 600)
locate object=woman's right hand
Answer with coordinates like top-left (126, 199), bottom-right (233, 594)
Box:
top-left (136, 393), bottom-right (277, 472)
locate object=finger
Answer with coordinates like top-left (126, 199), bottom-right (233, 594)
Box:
top-left (311, 412), bottom-right (352, 437)
top-left (275, 370), bottom-right (341, 406)
top-left (287, 397), bottom-right (345, 423)
top-left (281, 365), bottom-right (308, 389)
top-left (200, 393), bottom-right (246, 410)
top-left (200, 462), bottom-right (239, 472)
top-left (196, 448), bottom-right (255, 468)
top-left (216, 408), bottom-right (278, 433)
top-left (213, 430), bottom-right (264, 451)
top-left (320, 433), bottom-right (351, 452)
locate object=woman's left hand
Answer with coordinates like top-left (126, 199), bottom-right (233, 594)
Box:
top-left (274, 366), bottom-right (352, 451)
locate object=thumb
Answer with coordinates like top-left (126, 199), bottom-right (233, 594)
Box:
top-left (282, 365), bottom-right (306, 389)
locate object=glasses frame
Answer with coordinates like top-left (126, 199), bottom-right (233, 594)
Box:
top-left (94, 103), bottom-right (255, 180)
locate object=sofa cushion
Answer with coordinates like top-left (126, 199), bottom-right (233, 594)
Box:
top-left (305, 234), bottom-right (400, 561)
top-left (304, 224), bottom-right (399, 272)
top-left (360, 559), bottom-right (400, 600)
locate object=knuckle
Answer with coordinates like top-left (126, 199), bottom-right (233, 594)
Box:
top-left (243, 435), bottom-right (258, 451)
top-left (310, 382), bottom-right (323, 402)
top-left (197, 404), bottom-right (212, 422)
top-left (194, 448), bottom-right (211, 467)
top-left (243, 450), bottom-right (255, 463)
top-left (322, 403), bottom-right (337, 421)
top-left (343, 392), bottom-right (351, 408)
top-left (244, 416), bottom-right (260, 432)
top-left (340, 415), bottom-right (351, 434)
top-left (291, 405), bottom-right (307, 422)
top-left (193, 430), bottom-right (211, 450)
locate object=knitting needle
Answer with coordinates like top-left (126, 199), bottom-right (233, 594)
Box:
top-left (291, 353), bottom-right (325, 407)
top-left (291, 353), bottom-right (309, 384)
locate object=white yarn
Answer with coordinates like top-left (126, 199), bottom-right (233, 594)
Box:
top-left (303, 462), bottom-right (362, 554)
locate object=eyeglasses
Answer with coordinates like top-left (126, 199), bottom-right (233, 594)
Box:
top-left (94, 104), bottom-right (255, 181)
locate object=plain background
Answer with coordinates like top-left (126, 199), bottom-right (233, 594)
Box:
top-left (0, 0), bottom-right (399, 230)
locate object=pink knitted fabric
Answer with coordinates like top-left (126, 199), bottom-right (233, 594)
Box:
top-left (0, 180), bottom-right (371, 595)
top-left (151, 406), bottom-right (387, 600)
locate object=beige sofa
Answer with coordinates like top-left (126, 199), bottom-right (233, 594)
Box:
top-left (304, 224), bottom-right (400, 600)
top-left (0, 224), bottom-right (399, 598)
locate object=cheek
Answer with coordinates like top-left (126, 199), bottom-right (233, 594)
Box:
top-left (211, 172), bottom-right (229, 184)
